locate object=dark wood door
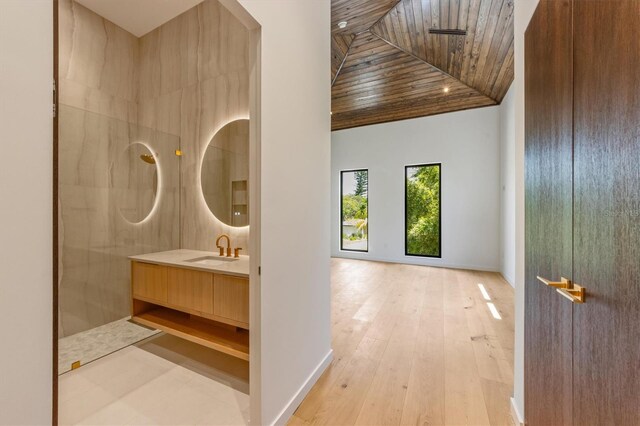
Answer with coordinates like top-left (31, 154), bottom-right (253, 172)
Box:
top-left (524, 1), bottom-right (574, 424)
top-left (572, 1), bottom-right (640, 424)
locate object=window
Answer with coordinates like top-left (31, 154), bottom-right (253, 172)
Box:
top-left (405, 163), bottom-right (441, 257)
top-left (340, 169), bottom-right (368, 252)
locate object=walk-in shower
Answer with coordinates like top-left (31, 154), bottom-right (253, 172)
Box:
top-left (57, 105), bottom-right (181, 373)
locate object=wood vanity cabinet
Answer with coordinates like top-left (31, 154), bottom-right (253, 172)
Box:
top-left (132, 261), bottom-right (168, 304)
top-left (130, 260), bottom-right (249, 361)
top-left (167, 267), bottom-right (214, 316)
top-left (213, 274), bottom-right (250, 325)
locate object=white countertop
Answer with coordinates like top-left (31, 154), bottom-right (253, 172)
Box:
top-left (129, 249), bottom-right (249, 278)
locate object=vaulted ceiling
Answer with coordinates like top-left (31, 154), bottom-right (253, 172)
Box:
top-left (331, 0), bottom-right (514, 130)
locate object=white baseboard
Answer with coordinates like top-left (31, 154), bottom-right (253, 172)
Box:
top-left (331, 254), bottom-right (499, 273)
top-left (270, 349), bottom-right (333, 426)
top-left (510, 397), bottom-right (524, 426)
top-left (500, 271), bottom-right (516, 288)
top-left (500, 272), bottom-right (516, 288)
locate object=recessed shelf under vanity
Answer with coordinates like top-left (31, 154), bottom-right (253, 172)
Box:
top-left (129, 249), bottom-right (250, 361)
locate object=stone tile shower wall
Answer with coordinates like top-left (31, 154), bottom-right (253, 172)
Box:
top-left (57, 106), bottom-right (180, 337)
top-left (58, 0), bottom-right (250, 337)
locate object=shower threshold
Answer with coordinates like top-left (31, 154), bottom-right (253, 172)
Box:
top-left (58, 317), bottom-right (160, 374)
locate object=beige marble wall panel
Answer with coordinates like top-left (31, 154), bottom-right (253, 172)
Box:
top-left (59, 0), bottom-right (138, 103)
top-left (59, 0), bottom-right (138, 123)
top-left (139, 0), bottom-right (250, 253)
top-left (137, 1), bottom-right (248, 102)
top-left (59, 78), bottom-right (138, 124)
top-left (137, 89), bottom-right (183, 137)
top-left (138, 8), bottom-right (199, 101)
top-left (58, 106), bottom-right (130, 188)
top-left (58, 105), bottom-right (124, 335)
top-left (198, 0), bottom-right (249, 83)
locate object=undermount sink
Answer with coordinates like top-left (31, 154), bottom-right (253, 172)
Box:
top-left (185, 255), bottom-right (239, 266)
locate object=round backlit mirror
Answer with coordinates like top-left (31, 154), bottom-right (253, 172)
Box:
top-left (201, 119), bottom-right (249, 227)
top-left (110, 143), bottom-right (158, 224)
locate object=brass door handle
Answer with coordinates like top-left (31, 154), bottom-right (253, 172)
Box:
top-left (536, 276), bottom-right (586, 304)
top-left (536, 276), bottom-right (571, 288)
top-left (557, 284), bottom-right (585, 304)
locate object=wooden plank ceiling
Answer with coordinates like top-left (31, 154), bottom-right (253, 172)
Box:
top-left (331, 0), bottom-right (514, 131)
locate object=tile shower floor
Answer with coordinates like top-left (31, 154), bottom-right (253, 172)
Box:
top-left (59, 318), bottom-right (160, 374)
top-left (58, 333), bottom-right (250, 425)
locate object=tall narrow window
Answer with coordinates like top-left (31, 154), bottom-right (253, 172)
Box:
top-left (340, 169), bottom-right (368, 252)
top-left (405, 163), bottom-right (441, 257)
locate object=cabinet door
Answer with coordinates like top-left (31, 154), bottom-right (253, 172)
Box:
top-left (132, 262), bottom-right (168, 303)
top-left (213, 275), bottom-right (249, 328)
top-left (167, 267), bottom-right (214, 315)
top-left (572, 1), bottom-right (640, 423)
top-left (524, 1), bottom-right (574, 424)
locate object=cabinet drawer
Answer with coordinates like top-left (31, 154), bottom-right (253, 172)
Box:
top-left (213, 275), bottom-right (249, 327)
top-left (132, 262), bottom-right (168, 303)
top-left (167, 267), bottom-right (214, 314)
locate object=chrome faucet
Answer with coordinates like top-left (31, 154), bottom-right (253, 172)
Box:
top-left (216, 234), bottom-right (231, 257)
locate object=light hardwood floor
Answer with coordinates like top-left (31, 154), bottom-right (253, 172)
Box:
top-left (290, 258), bottom-right (515, 426)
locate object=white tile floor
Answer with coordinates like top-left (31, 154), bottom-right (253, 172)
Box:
top-left (58, 334), bottom-right (250, 425)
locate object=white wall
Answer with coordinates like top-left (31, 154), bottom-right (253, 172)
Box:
top-left (237, 1), bottom-right (332, 425)
top-left (332, 107), bottom-right (501, 272)
top-left (499, 87), bottom-right (516, 287)
top-left (0, 1), bottom-right (53, 424)
top-left (513, 0), bottom-right (540, 422)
